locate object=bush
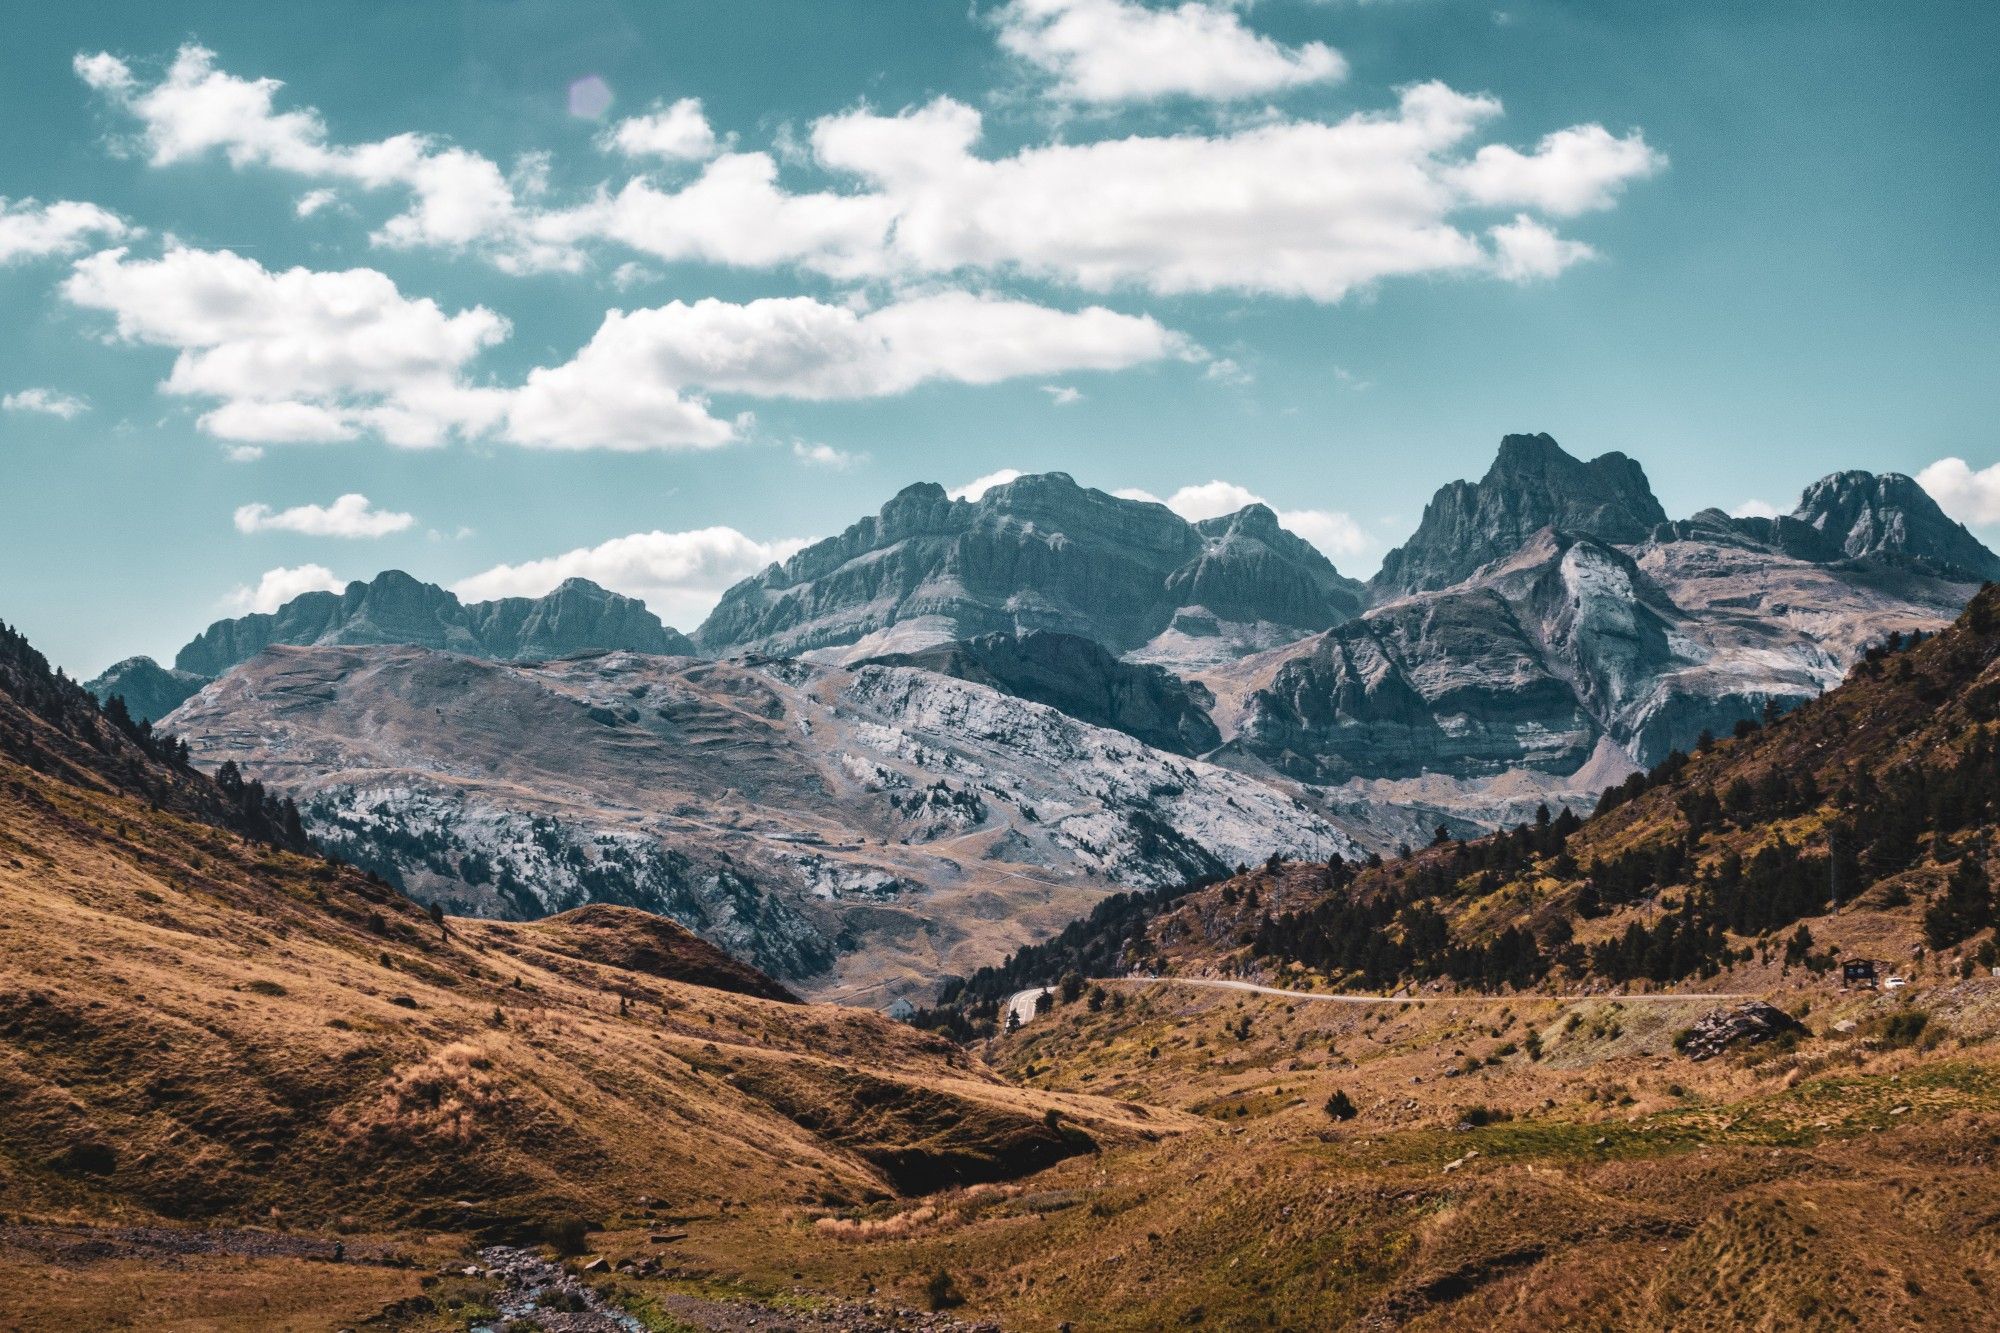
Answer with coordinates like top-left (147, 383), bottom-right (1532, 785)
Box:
top-left (926, 1269), bottom-right (964, 1310)
top-left (1324, 1089), bottom-right (1358, 1121)
top-left (541, 1217), bottom-right (589, 1257)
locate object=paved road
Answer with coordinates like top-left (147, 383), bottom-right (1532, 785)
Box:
top-left (1006, 986), bottom-right (1053, 1029)
top-left (1104, 976), bottom-right (1755, 1005)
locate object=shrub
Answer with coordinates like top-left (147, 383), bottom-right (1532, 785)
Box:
top-left (1324, 1090), bottom-right (1358, 1121)
top-left (926, 1269), bottom-right (964, 1310)
top-left (541, 1217), bottom-right (588, 1257)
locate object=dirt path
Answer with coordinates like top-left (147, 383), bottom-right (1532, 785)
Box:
top-left (1108, 976), bottom-right (1755, 1005)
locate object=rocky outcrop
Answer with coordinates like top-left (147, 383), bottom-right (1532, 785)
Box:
top-left (1677, 1002), bottom-right (1805, 1061)
top-left (1792, 471), bottom-right (2000, 581)
top-left (696, 473), bottom-right (1360, 664)
top-left (171, 571), bottom-right (693, 678)
top-left (1370, 433), bottom-right (1669, 600)
top-left (83, 656), bottom-right (210, 724)
top-left (862, 630), bottom-right (1221, 756)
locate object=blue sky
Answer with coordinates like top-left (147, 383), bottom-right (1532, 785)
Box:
top-left (3, 0), bottom-right (1997, 675)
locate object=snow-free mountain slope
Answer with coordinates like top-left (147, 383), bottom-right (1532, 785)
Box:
top-left (695, 472), bottom-right (1362, 665)
top-left (165, 643), bottom-right (1355, 1004)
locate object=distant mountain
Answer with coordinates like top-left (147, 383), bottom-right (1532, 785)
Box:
top-left (1792, 470), bottom-right (2000, 580)
top-left (1198, 439), bottom-right (1994, 812)
top-left (696, 473), bottom-right (1362, 667)
top-left (1369, 432), bottom-right (1669, 600)
top-left (177, 570), bottom-right (693, 676)
top-left (83, 655), bottom-right (210, 724)
top-left (88, 572), bottom-right (695, 721)
top-left (861, 629), bottom-right (1222, 756)
top-left (167, 643), bottom-right (1355, 1004)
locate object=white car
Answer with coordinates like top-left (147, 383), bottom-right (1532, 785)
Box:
top-left (1883, 975), bottom-right (1909, 990)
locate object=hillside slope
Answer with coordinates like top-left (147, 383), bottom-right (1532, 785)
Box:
top-left (0, 618), bottom-right (1172, 1246)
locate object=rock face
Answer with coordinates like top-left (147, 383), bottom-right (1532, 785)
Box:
top-left (172, 571), bottom-right (693, 678)
top-left (695, 473), bottom-right (1361, 665)
top-left (1791, 471), bottom-right (2000, 581)
top-left (165, 644), bottom-right (1354, 1004)
top-left (1205, 447), bottom-right (1990, 792)
top-left (861, 630), bottom-right (1222, 756)
top-left (82, 656), bottom-right (210, 724)
top-left (1369, 433), bottom-right (1669, 600)
top-left (1678, 1002), bottom-right (1805, 1061)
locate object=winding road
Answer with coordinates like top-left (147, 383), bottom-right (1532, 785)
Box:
top-left (1006, 976), bottom-right (1754, 1027)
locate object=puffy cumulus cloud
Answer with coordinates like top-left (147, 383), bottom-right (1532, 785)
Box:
top-left (500, 291), bottom-right (1188, 450)
top-left (452, 527), bottom-right (809, 629)
top-left (82, 48), bottom-right (1662, 301)
top-left (994, 0), bottom-right (1346, 104)
top-left (61, 245), bottom-right (512, 447)
top-left (76, 45), bottom-right (575, 272)
top-left (1119, 479), bottom-right (1371, 560)
top-left (225, 563), bottom-right (344, 613)
top-left (1454, 124), bottom-right (1664, 216)
top-left (1488, 215), bottom-right (1596, 282)
top-left (62, 246), bottom-right (1175, 451)
top-left (792, 440), bottom-right (865, 469)
top-left (1917, 458), bottom-right (2000, 527)
top-left (1729, 499), bottom-right (1782, 520)
top-left (2, 388), bottom-right (91, 418)
top-left (0, 196), bottom-right (129, 265)
top-left (948, 468), bottom-right (1025, 501)
top-left (606, 98), bottom-right (718, 161)
top-left (233, 493), bottom-right (416, 538)
top-left (798, 84), bottom-right (1660, 299)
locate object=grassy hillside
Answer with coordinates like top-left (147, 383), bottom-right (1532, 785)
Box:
top-left (0, 619), bottom-right (1175, 1327)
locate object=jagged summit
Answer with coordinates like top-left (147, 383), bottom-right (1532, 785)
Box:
top-left (696, 471), bottom-right (1361, 664)
top-left (164, 570), bottom-right (693, 682)
top-left (1369, 433), bottom-right (1669, 599)
top-left (1793, 469), bottom-right (2000, 580)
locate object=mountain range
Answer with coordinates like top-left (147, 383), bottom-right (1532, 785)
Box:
top-left (82, 432), bottom-right (1999, 1003)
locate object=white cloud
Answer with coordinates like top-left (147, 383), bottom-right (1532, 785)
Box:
top-left (225, 563), bottom-right (344, 613)
top-left (1729, 498), bottom-right (1782, 520)
top-left (77, 45), bottom-right (576, 272)
top-left (607, 98), bottom-right (718, 161)
top-left (452, 527), bottom-right (809, 629)
top-left (233, 493), bottom-right (416, 538)
top-left (84, 48), bottom-right (1663, 302)
top-left (62, 244), bottom-right (512, 448)
top-left (792, 440), bottom-right (864, 468)
top-left (949, 468), bottom-right (1025, 501)
top-left (1917, 457), bottom-right (2000, 527)
top-left (224, 444), bottom-right (264, 463)
top-left (501, 290), bottom-right (1187, 450)
top-left (995, 0), bottom-right (1347, 104)
top-left (1042, 384), bottom-right (1084, 405)
top-left (0, 196), bottom-right (129, 265)
top-left (64, 245), bottom-right (1174, 452)
top-left (1132, 479), bottom-right (1372, 560)
top-left (1456, 124), bottom-right (1664, 216)
top-left (1489, 214), bottom-right (1595, 282)
top-left (2, 388), bottom-right (90, 418)
top-left (1203, 357), bottom-right (1252, 387)
top-left (797, 85), bottom-right (1661, 299)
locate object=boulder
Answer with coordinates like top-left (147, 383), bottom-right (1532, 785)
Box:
top-left (1677, 1001), bottom-right (1804, 1061)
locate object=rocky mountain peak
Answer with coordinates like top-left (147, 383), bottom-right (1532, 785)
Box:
top-left (163, 572), bottom-right (690, 683)
top-left (1792, 470), bottom-right (2000, 581)
top-left (1369, 433), bottom-right (1669, 600)
top-left (697, 474), bottom-right (1359, 663)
